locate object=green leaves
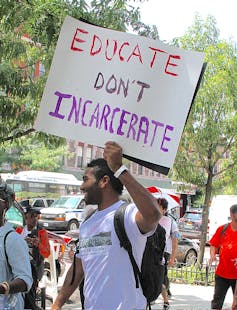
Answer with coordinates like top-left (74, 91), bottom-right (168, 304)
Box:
top-left (0, 0), bottom-right (155, 146)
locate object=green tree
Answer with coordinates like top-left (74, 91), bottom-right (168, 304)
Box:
top-left (172, 14), bottom-right (237, 264)
top-left (0, 0), bottom-right (158, 146)
top-left (18, 142), bottom-right (67, 171)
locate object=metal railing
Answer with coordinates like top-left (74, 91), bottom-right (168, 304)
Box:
top-left (168, 259), bottom-right (217, 286)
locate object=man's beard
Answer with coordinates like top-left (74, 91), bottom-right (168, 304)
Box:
top-left (84, 185), bottom-right (103, 205)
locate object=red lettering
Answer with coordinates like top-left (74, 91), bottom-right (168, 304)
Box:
top-left (71, 28), bottom-right (88, 52)
top-left (70, 26), bottom-right (182, 78)
top-left (127, 44), bottom-right (143, 64)
top-left (149, 47), bottom-right (166, 68)
top-left (105, 39), bottom-right (118, 61)
top-left (119, 42), bottom-right (129, 61)
top-left (90, 35), bottom-right (102, 56)
top-left (165, 55), bottom-right (181, 76)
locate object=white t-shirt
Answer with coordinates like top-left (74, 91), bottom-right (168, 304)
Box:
top-left (159, 216), bottom-right (179, 254)
top-left (77, 200), bottom-right (151, 310)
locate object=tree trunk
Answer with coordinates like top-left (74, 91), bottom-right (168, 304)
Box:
top-left (197, 171), bottom-right (213, 265)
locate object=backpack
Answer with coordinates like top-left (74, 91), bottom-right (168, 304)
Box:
top-left (217, 223), bottom-right (229, 254)
top-left (4, 230), bottom-right (41, 310)
top-left (114, 203), bottom-right (166, 309)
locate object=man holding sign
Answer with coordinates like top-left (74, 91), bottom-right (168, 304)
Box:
top-left (51, 141), bottom-right (161, 310)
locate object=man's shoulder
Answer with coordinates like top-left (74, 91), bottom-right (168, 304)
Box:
top-left (159, 215), bottom-right (172, 226)
top-left (217, 223), bottom-right (229, 233)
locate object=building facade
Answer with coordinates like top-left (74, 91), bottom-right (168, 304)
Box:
top-left (63, 140), bottom-right (173, 188)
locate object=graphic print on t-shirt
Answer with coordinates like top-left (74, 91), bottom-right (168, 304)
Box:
top-left (79, 231), bottom-right (112, 256)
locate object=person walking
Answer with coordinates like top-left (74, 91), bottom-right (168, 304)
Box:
top-left (157, 198), bottom-right (179, 310)
top-left (0, 179), bottom-right (32, 309)
top-left (232, 280), bottom-right (237, 310)
top-left (16, 206), bottom-right (50, 281)
top-left (209, 204), bottom-right (237, 309)
top-left (51, 141), bottom-right (161, 310)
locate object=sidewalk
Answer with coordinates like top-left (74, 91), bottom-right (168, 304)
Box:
top-left (45, 282), bottom-right (233, 309)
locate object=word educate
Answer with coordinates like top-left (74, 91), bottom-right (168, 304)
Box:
top-left (49, 91), bottom-right (175, 152)
top-left (70, 27), bottom-right (181, 76)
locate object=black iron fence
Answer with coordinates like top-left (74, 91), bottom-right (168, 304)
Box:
top-left (168, 259), bottom-right (217, 286)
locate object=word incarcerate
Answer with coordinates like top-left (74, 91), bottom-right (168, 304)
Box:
top-left (49, 90), bottom-right (174, 151)
top-left (34, 16), bottom-right (204, 174)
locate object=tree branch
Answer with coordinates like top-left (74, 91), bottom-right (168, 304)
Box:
top-left (2, 128), bottom-right (35, 142)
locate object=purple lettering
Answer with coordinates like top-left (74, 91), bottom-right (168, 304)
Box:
top-left (99, 104), bottom-right (111, 130)
top-left (94, 72), bottom-right (104, 90)
top-left (109, 107), bottom-right (120, 133)
top-left (150, 120), bottom-right (164, 146)
top-left (117, 78), bottom-right (129, 98)
top-left (106, 74), bottom-right (117, 94)
top-left (161, 125), bottom-right (174, 152)
top-left (136, 81), bottom-right (150, 102)
top-left (88, 103), bottom-right (100, 128)
top-left (136, 116), bottom-right (149, 143)
top-left (81, 100), bottom-right (92, 126)
top-left (68, 96), bottom-right (82, 123)
top-left (117, 110), bottom-right (131, 136)
top-left (49, 91), bottom-right (72, 119)
top-left (127, 113), bottom-right (138, 140)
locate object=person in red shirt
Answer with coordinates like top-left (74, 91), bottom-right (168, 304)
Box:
top-left (209, 204), bottom-right (237, 309)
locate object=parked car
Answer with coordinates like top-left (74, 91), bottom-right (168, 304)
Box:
top-left (63, 228), bottom-right (200, 266)
top-left (176, 237), bottom-right (199, 265)
top-left (178, 209), bottom-right (202, 240)
top-left (19, 197), bottom-right (56, 210)
top-left (38, 195), bottom-right (86, 231)
top-left (5, 201), bottom-right (66, 280)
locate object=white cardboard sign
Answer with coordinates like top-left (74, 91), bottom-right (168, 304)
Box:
top-left (34, 16), bottom-right (204, 174)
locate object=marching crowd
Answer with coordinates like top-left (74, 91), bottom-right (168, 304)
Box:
top-left (1, 141), bottom-right (237, 310)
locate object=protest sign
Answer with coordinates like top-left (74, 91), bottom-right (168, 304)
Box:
top-left (34, 16), bottom-right (205, 175)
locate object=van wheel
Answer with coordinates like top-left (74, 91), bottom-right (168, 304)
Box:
top-left (68, 220), bottom-right (79, 231)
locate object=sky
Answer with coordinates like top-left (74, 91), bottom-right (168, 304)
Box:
top-left (134, 0), bottom-right (237, 42)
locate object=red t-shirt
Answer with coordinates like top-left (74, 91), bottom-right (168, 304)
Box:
top-left (210, 224), bottom-right (237, 279)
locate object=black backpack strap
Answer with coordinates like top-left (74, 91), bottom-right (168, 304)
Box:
top-left (4, 230), bottom-right (14, 273)
top-left (114, 202), bottom-right (141, 289)
top-left (220, 223), bottom-right (228, 237)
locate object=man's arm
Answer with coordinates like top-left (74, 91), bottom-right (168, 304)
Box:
top-left (0, 279), bottom-right (27, 294)
top-left (51, 257), bottom-right (84, 310)
top-left (169, 220), bottom-right (179, 266)
top-left (169, 236), bottom-right (178, 267)
top-left (209, 245), bottom-right (217, 265)
top-left (104, 141), bottom-right (161, 233)
top-left (232, 281), bottom-right (237, 310)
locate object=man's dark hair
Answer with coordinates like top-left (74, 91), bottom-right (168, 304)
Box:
top-left (87, 158), bottom-right (123, 195)
top-left (157, 197), bottom-right (168, 210)
top-left (230, 204), bottom-right (237, 213)
top-left (0, 179), bottom-right (15, 207)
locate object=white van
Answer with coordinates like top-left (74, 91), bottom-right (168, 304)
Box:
top-left (39, 195), bottom-right (85, 231)
top-left (208, 195), bottom-right (237, 242)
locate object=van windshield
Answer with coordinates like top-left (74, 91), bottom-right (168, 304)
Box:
top-left (51, 196), bottom-right (83, 209)
top-left (184, 213), bottom-right (202, 221)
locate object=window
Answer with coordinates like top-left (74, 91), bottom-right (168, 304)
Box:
top-left (77, 145), bottom-right (83, 167)
top-left (138, 165), bottom-right (143, 175)
top-left (86, 147), bottom-right (93, 164)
